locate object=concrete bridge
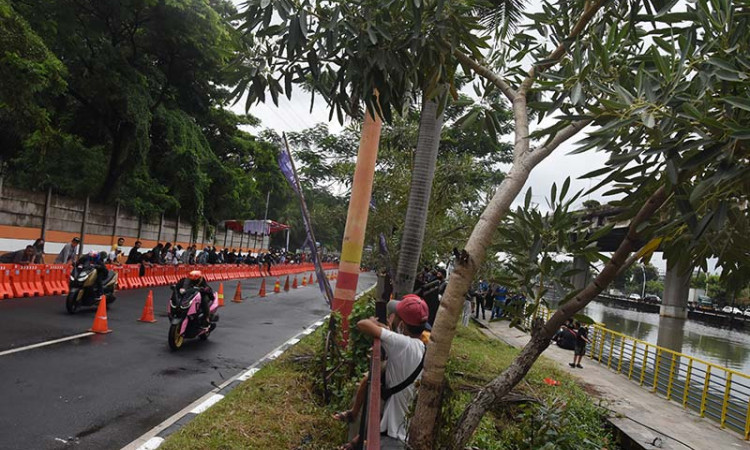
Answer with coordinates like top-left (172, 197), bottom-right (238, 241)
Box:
top-left (570, 206), bottom-right (691, 319)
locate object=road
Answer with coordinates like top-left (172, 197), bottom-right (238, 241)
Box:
top-left (0, 271), bottom-right (376, 450)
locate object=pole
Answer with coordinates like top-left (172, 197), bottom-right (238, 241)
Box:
top-left (641, 264), bottom-right (646, 300)
top-left (41, 187), bottom-right (52, 240)
top-left (332, 106), bottom-right (382, 332)
top-left (79, 196), bottom-right (90, 256)
top-left (285, 228), bottom-right (290, 252)
top-left (263, 191), bottom-right (270, 251)
top-left (112, 201), bottom-right (120, 245)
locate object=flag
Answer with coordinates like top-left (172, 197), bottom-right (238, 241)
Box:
top-left (278, 134), bottom-right (334, 306)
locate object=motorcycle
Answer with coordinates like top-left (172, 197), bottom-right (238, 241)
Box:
top-left (66, 262), bottom-right (117, 314)
top-left (167, 286), bottom-right (219, 350)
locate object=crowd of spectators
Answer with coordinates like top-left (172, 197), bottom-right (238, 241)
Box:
top-left (1, 237), bottom-right (340, 269)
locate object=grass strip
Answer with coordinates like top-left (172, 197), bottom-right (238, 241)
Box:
top-left (161, 322), bottom-right (612, 449)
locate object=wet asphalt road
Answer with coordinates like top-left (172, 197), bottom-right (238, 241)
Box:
top-left (0, 271), bottom-right (375, 450)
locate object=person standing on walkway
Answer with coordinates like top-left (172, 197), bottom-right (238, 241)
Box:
top-left (475, 279), bottom-right (488, 319)
top-left (54, 237), bottom-right (80, 264)
top-left (569, 322), bottom-right (590, 369)
top-left (490, 285), bottom-right (507, 320)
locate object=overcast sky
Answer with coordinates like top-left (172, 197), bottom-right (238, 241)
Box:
top-left (227, 1), bottom-right (718, 275)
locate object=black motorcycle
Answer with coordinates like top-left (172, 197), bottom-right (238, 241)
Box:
top-left (65, 261), bottom-right (117, 314)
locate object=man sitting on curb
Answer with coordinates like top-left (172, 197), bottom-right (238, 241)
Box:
top-left (334, 295), bottom-right (429, 448)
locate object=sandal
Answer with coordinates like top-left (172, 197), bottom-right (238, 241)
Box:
top-left (332, 410), bottom-right (355, 423)
top-left (339, 435), bottom-right (360, 450)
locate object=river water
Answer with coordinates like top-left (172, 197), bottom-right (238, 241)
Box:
top-left (580, 301), bottom-right (750, 374)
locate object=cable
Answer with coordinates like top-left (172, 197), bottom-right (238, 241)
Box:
top-left (602, 405), bottom-right (697, 450)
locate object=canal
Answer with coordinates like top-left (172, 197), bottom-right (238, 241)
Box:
top-left (579, 301), bottom-right (750, 374)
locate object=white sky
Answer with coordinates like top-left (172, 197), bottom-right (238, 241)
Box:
top-left (227, 0), bottom-right (717, 275)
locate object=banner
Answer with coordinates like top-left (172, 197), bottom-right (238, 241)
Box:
top-left (278, 134), bottom-right (334, 306)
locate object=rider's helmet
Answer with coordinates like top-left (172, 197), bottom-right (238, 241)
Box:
top-left (188, 270), bottom-right (203, 281)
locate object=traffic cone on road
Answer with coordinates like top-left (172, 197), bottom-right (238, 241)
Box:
top-left (89, 295), bottom-right (112, 334)
top-left (301, 275), bottom-right (307, 287)
top-left (308, 273), bottom-right (313, 285)
top-left (232, 281), bottom-right (243, 303)
top-left (284, 276), bottom-right (290, 292)
top-left (274, 278), bottom-right (281, 294)
top-left (292, 276), bottom-right (298, 289)
top-left (258, 278), bottom-right (266, 298)
top-left (218, 283), bottom-right (225, 307)
top-left (137, 290), bottom-right (157, 323)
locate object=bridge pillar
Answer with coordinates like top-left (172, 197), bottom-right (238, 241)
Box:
top-left (571, 256), bottom-right (589, 291)
top-left (661, 265), bottom-right (690, 319)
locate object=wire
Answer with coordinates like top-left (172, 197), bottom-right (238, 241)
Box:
top-left (602, 405), bottom-right (696, 450)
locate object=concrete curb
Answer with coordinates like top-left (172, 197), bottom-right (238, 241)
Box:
top-left (121, 284), bottom-right (376, 450)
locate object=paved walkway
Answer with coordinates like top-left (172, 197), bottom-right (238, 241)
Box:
top-left (475, 317), bottom-right (750, 449)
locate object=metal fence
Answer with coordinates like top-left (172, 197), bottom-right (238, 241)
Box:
top-left (528, 307), bottom-right (750, 440)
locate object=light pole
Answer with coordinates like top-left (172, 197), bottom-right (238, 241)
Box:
top-left (640, 264), bottom-right (646, 300)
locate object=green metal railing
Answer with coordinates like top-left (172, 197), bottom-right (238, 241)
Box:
top-left (526, 307), bottom-right (750, 439)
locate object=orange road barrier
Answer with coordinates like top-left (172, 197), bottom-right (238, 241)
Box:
top-left (138, 290), bottom-right (157, 323)
top-left (258, 278), bottom-right (266, 297)
top-left (217, 283), bottom-right (225, 307)
top-left (284, 276), bottom-right (290, 292)
top-left (292, 276), bottom-right (298, 289)
top-left (89, 295), bottom-right (112, 334)
top-left (232, 281), bottom-right (243, 303)
top-left (274, 278), bottom-right (281, 294)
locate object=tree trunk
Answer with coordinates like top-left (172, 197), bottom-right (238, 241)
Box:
top-left (446, 186), bottom-right (667, 450)
top-left (394, 98), bottom-right (444, 297)
top-left (408, 160), bottom-right (534, 449)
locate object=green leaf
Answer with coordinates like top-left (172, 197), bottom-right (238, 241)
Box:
top-left (724, 97), bottom-right (750, 112)
top-left (524, 187), bottom-right (532, 209)
top-left (573, 314), bottom-right (595, 325)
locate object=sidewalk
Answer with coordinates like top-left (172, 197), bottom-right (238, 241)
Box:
top-left (475, 317), bottom-right (750, 449)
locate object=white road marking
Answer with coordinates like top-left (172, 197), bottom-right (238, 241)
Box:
top-left (189, 394), bottom-right (224, 414)
top-left (136, 437), bottom-right (164, 450)
top-left (237, 368), bottom-right (260, 381)
top-left (268, 350), bottom-right (284, 360)
top-left (286, 338), bottom-right (300, 346)
top-left (54, 438), bottom-right (68, 444)
top-left (0, 332), bottom-right (95, 357)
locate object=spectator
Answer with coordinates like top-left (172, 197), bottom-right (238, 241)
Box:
top-left (0, 245), bottom-right (37, 264)
top-left (175, 245), bottom-right (184, 264)
top-left (490, 285), bottom-right (507, 321)
top-left (335, 295), bottom-right (428, 447)
top-left (110, 237), bottom-right (125, 265)
top-left (126, 241), bottom-right (143, 264)
top-left (54, 237), bottom-right (80, 264)
top-left (32, 238), bottom-right (45, 263)
top-left (569, 322), bottom-right (590, 369)
top-left (415, 273), bottom-right (441, 326)
top-left (475, 279), bottom-right (488, 319)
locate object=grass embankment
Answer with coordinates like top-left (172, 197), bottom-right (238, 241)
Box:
top-left (162, 321), bottom-right (612, 449)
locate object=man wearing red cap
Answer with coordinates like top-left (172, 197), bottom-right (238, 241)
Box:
top-left (356, 294), bottom-right (428, 442)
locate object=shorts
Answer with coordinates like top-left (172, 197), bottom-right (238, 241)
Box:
top-left (574, 342), bottom-right (587, 356)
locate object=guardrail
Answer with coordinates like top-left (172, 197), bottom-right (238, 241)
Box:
top-left (0, 262), bottom-right (337, 299)
top-left (527, 307), bottom-right (750, 440)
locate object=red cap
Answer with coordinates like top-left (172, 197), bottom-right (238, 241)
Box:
top-left (396, 294), bottom-right (428, 326)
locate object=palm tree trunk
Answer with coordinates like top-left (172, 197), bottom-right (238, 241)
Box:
top-left (393, 98), bottom-right (444, 297)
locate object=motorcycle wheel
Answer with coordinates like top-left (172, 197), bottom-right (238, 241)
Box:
top-left (168, 324), bottom-right (184, 351)
top-left (199, 333), bottom-right (209, 341)
top-left (65, 291), bottom-right (79, 314)
top-left (105, 294), bottom-right (116, 305)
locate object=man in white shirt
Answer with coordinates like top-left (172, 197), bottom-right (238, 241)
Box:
top-left (356, 294), bottom-right (428, 442)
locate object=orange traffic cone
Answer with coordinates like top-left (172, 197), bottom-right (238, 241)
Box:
top-left (233, 281), bottom-right (243, 303)
top-left (89, 295), bottom-right (112, 334)
top-left (301, 275), bottom-right (307, 287)
top-left (138, 290), bottom-right (157, 323)
top-left (308, 273), bottom-right (313, 284)
top-left (218, 283), bottom-right (225, 307)
top-left (292, 276), bottom-right (298, 289)
top-left (258, 278), bottom-right (266, 298)
top-left (284, 276), bottom-right (290, 292)
top-left (274, 278), bottom-right (281, 294)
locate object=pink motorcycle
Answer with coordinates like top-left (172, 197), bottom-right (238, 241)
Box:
top-left (167, 286), bottom-right (219, 350)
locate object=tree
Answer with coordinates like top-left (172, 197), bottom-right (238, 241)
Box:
top-left (411, 0), bottom-right (750, 448)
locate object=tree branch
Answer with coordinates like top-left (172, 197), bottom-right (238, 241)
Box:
top-left (453, 49), bottom-right (517, 103)
top-left (519, 0), bottom-right (608, 95)
top-left (448, 185), bottom-right (668, 450)
top-left (526, 118), bottom-right (592, 165)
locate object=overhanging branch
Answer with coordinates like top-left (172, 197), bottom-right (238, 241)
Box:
top-left (453, 49), bottom-right (517, 103)
top-left (526, 118), bottom-right (592, 165)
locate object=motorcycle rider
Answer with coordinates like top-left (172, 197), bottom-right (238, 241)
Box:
top-left (77, 251), bottom-right (109, 295)
top-left (175, 270), bottom-right (213, 329)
